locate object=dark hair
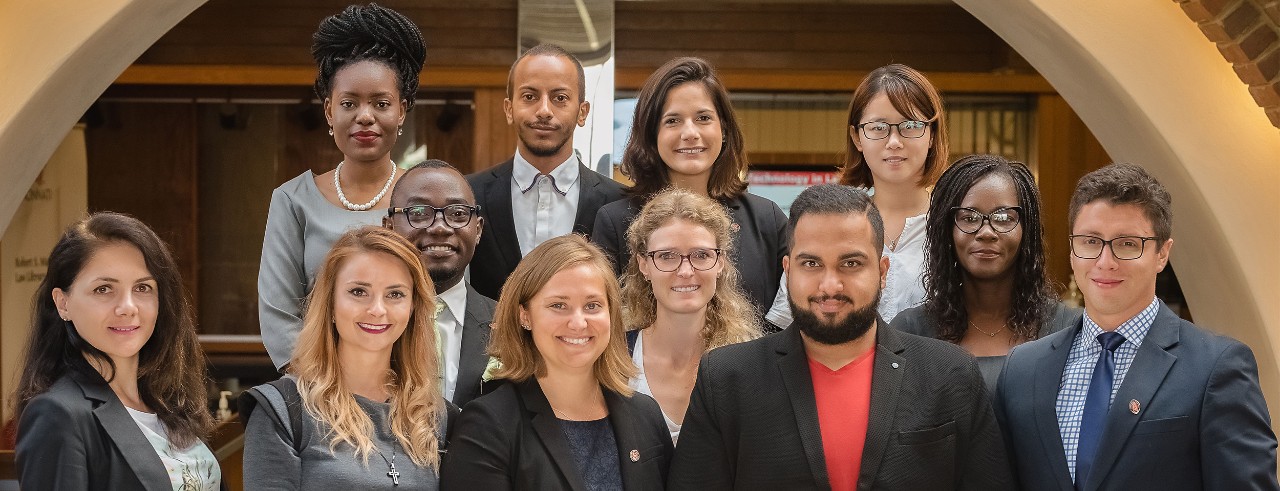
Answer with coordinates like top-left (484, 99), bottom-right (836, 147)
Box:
top-left (312, 3), bottom-right (427, 111)
top-left (14, 212), bottom-right (212, 447)
top-left (506, 44), bottom-right (586, 102)
top-left (1068, 163), bottom-right (1173, 244)
top-left (389, 159), bottom-right (462, 203)
top-left (621, 57), bottom-right (749, 201)
top-left (921, 154), bottom-right (1057, 343)
top-left (788, 184), bottom-right (884, 255)
top-left (839, 64), bottom-right (948, 189)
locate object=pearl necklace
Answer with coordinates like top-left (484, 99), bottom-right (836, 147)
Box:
top-left (334, 160), bottom-right (396, 211)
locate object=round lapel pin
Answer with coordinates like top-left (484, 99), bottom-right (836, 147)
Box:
top-left (629, 449), bottom-right (640, 462)
top-left (1129, 399), bottom-right (1140, 414)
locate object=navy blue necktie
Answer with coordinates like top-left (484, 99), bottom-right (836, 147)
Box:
top-left (1075, 331), bottom-right (1126, 489)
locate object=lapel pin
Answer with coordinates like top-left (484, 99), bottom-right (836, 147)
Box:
top-left (891, 362), bottom-right (899, 369)
top-left (629, 449), bottom-right (640, 462)
top-left (1129, 399), bottom-right (1140, 414)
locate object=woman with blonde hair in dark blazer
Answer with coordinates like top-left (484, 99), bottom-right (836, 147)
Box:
top-left (441, 234), bottom-right (673, 490)
top-left (243, 226), bottom-right (451, 489)
top-left (14, 212), bottom-right (219, 490)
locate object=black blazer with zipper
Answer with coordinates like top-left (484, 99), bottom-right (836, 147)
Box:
top-left (16, 371), bottom-right (183, 491)
top-left (441, 378), bottom-right (673, 491)
top-left (466, 158), bottom-right (626, 300)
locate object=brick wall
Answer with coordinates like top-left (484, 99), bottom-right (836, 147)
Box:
top-left (1177, 0), bottom-right (1280, 128)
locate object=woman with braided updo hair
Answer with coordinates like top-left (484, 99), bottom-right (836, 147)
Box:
top-left (259, 3), bottom-right (427, 369)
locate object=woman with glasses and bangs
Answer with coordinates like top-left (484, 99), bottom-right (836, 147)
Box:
top-left (766, 63), bottom-right (949, 329)
top-left (619, 187), bottom-right (760, 444)
top-left (890, 154), bottom-right (1079, 394)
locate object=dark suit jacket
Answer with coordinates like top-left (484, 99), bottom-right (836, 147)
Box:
top-left (16, 372), bottom-right (175, 491)
top-left (452, 284), bottom-right (498, 408)
top-left (590, 193), bottom-right (788, 315)
top-left (466, 158), bottom-right (626, 300)
top-left (441, 378), bottom-right (674, 490)
top-left (994, 302), bottom-right (1279, 491)
top-left (669, 322), bottom-right (1013, 490)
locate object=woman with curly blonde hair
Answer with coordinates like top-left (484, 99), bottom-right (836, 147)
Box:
top-left (243, 226), bottom-right (450, 489)
top-left (620, 187), bottom-right (760, 443)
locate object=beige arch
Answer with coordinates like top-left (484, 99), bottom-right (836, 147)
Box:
top-left (1, 0), bottom-right (1277, 431)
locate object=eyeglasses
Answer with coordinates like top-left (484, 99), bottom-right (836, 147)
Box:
top-left (388, 204), bottom-right (481, 229)
top-left (854, 120), bottom-right (930, 140)
top-left (952, 206), bottom-right (1022, 234)
top-left (643, 248), bottom-right (722, 272)
top-left (1069, 234), bottom-right (1157, 260)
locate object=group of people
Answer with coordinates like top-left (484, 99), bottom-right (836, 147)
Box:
top-left (10, 3), bottom-right (1277, 491)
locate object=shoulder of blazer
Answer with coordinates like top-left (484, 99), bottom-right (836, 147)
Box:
top-left (466, 159), bottom-right (514, 188)
top-left (465, 284), bottom-right (498, 319)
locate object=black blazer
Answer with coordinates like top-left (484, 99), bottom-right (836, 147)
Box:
top-left (452, 284), bottom-right (498, 408)
top-left (994, 301), bottom-right (1279, 491)
top-left (669, 323), bottom-right (1013, 490)
top-left (16, 372), bottom-right (178, 491)
top-left (466, 158), bottom-right (626, 300)
top-left (590, 192), bottom-right (788, 314)
top-left (441, 378), bottom-right (674, 491)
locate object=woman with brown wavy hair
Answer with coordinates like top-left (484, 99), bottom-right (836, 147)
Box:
top-left (14, 212), bottom-right (218, 490)
top-left (243, 226), bottom-right (449, 489)
top-left (441, 235), bottom-right (672, 490)
top-left (619, 187), bottom-right (759, 443)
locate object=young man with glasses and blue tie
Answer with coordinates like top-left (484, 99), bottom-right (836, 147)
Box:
top-left (384, 159), bottom-right (496, 408)
top-left (994, 163), bottom-right (1278, 490)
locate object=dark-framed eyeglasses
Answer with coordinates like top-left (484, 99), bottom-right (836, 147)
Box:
top-left (642, 248), bottom-right (722, 272)
top-left (952, 206), bottom-right (1022, 234)
top-left (854, 119), bottom-right (931, 140)
top-left (388, 204), bottom-right (481, 229)
top-left (1069, 234), bottom-right (1157, 260)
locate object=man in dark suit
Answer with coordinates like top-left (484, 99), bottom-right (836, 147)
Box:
top-left (385, 159), bottom-right (497, 408)
top-left (669, 184), bottom-right (1011, 490)
top-left (467, 43), bottom-right (625, 299)
top-left (995, 163), bottom-right (1278, 490)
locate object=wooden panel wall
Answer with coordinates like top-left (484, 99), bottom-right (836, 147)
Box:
top-left (1035, 94), bottom-right (1110, 294)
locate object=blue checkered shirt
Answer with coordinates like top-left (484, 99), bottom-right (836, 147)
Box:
top-left (1056, 297), bottom-right (1160, 482)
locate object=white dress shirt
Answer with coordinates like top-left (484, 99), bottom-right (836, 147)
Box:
top-left (511, 150), bottom-right (581, 257)
top-left (436, 280), bottom-right (469, 403)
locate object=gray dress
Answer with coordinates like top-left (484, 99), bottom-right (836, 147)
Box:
top-left (243, 378), bottom-right (445, 490)
top-left (257, 171), bottom-right (385, 367)
top-left (890, 302), bottom-right (1080, 394)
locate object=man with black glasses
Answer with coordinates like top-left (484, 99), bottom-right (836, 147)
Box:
top-left (384, 159), bottom-right (496, 407)
top-left (995, 163), bottom-right (1277, 490)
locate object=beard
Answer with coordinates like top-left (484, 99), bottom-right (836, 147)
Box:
top-left (789, 291), bottom-right (880, 346)
top-left (519, 125), bottom-right (573, 158)
top-left (427, 264), bottom-right (462, 290)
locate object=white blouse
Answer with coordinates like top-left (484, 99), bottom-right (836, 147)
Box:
top-left (126, 407), bottom-right (221, 491)
top-left (628, 333), bottom-right (682, 444)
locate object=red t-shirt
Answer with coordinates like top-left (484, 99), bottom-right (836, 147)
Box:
top-left (809, 348), bottom-right (876, 491)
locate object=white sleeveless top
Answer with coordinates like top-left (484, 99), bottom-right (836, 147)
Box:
top-left (628, 333), bottom-right (682, 444)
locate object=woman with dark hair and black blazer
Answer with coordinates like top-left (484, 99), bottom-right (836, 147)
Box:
top-left (890, 154), bottom-right (1078, 393)
top-left (14, 212), bottom-right (219, 490)
top-left (591, 57), bottom-right (787, 318)
top-left (441, 235), bottom-right (673, 490)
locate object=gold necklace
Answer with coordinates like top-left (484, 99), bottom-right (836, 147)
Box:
top-left (967, 319), bottom-right (1007, 337)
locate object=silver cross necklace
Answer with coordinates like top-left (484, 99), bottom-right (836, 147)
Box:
top-left (372, 440), bottom-right (401, 486)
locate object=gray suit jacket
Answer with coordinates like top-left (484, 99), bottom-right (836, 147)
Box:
top-left (466, 158), bottom-right (626, 300)
top-left (452, 284), bottom-right (497, 408)
top-left (16, 372), bottom-right (174, 491)
top-left (669, 322), bottom-right (1013, 490)
top-left (994, 301), bottom-right (1279, 491)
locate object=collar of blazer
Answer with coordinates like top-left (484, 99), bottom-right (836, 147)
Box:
top-left (70, 370), bottom-right (175, 491)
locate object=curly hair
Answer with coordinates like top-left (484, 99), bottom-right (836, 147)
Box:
top-left (14, 212), bottom-right (212, 448)
top-left (621, 57), bottom-right (749, 201)
top-left (620, 188), bottom-right (760, 349)
top-left (312, 3), bottom-right (427, 111)
top-left (290, 226), bottom-right (443, 469)
top-left (920, 154), bottom-right (1057, 343)
top-left (839, 64), bottom-right (948, 189)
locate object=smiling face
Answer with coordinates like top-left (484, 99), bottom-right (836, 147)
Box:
top-left (637, 219), bottom-right (723, 318)
top-left (851, 92), bottom-right (932, 187)
top-left (384, 167), bottom-right (482, 292)
top-left (1070, 201), bottom-right (1171, 329)
top-left (324, 60), bottom-right (407, 165)
top-left (53, 242), bottom-right (158, 369)
top-left (656, 83), bottom-right (723, 191)
top-left (332, 251), bottom-right (414, 358)
top-left (519, 263), bottom-right (611, 377)
top-left (504, 54), bottom-right (589, 165)
top-left (953, 174), bottom-right (1023, 282)
top-left (784, 212), bottom-right (888, 344)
